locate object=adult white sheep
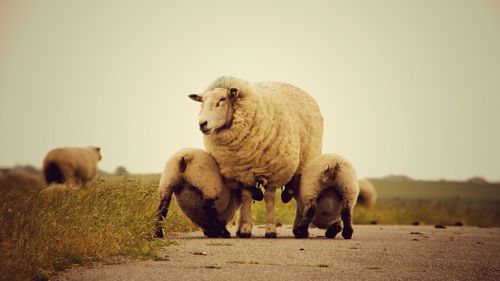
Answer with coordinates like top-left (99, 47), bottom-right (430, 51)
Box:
top-left (282, 153), bottom-right (359, 239)
top-left (189, 76), bottom-right (323, 238)
top-left (155, 148), bottom-right (242, 238)
top-left (42, 146), bottom-right (102, 185)
top-left (357, 179), bottom-right (377, 207)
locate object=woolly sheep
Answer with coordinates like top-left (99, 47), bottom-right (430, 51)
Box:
top-left (42, 146), bottom-right (102, 185)
top-left (189, 76), bottom-right (323, 238)
top-left (155, 148), bottom-right (242, 238)
top-left (282, 153), bottom-right (359, 239)
top-left (357, 179), bottom-right (377, 207)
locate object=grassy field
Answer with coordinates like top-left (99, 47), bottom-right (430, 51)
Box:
top-left (0, 174), bottom-right (499, 280)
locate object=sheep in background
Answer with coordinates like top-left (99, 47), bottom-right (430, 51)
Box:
top-left (282, 154), bottom-right (359, 239)
top-left (0, 168), bottom-right (42, 189)
top-left (42, 146), bottom-right (102, 185)
top-left (155, 148), bottom-right (242, 238)
top-left (189, 76), bottom-right (323, 238)
top-left (357, 179), bottom-right (377, 207)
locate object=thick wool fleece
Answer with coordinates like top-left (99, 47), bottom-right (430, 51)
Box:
top-left (298, 153), bottom-right (360, 228)
top-left (203, 76), bottom-right (323, 188)
top-left (357, 179), bottom-right (377, 207)
top-left (42, 146), bottom-right (101, 185)
top-left (157, 148), bottom-right (241, 229)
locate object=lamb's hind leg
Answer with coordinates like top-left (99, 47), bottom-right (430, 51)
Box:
top-left (325, 220), bottom-right (342, 238)
top-left (293, 201), bottom-right (317, 238)
top-left (236, 188), bottom-right (253, 238)
top-left (341, 207), bottom-right (354, 239)
top-left (264, 187), bottom-right (277, 238)
top-left (202, 199), bottom-right (227, 238)
top-left (154, 193), bottom-right (172, 238)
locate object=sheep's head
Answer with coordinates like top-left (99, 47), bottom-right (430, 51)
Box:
top-left (282, 175), bottom-right (301, 203)
top-left (189, 87), bottom-right (239, 135)
top-left (88, 146), bottom-right (102, 161)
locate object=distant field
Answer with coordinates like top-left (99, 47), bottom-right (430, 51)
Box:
top-left (1, 173), bottom-right (499, 280)
top-left (369, 179), bottom-right (500, 200)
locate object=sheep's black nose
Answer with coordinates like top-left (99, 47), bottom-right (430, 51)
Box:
top-left (199, 121), bottom-right (208, 130)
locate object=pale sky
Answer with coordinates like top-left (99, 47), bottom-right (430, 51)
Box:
top-left (1, 0), bottom-right (499, 180)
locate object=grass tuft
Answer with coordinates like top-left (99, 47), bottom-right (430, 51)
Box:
top-left (0, 175), bottom-right (194, 281)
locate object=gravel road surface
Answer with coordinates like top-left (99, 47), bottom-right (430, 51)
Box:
top-left (54, 225), bottom-right (500, 281)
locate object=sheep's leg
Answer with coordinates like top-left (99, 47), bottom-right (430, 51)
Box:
top-left (325, 220), bottom-right (343, 238)
top-left (236, 187), bottom-right (253, 238)
top-left (341, 206), bottom-right (354, 239)
top-left (293, 201), bottom-right (317, 239)
top-left (202, 199), bottom-right (228, 238)
top-left (292, 207), bottom-right (303, 231)
top-left (154, 194), bottom-right (172, 238)
top-left (264, 187), bottom-right (277, 238)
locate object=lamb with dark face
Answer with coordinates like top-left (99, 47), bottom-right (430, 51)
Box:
top-left (282, 153), bottom-right (360, 239)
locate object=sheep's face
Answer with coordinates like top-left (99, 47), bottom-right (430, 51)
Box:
top-left (282, 175), bottom-right (301, 203)
top-left (189, 87), bottom-right (239, 135)
top-left (89, 146), bottom-right (102, 161)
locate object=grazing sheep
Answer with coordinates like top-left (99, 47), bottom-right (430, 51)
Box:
top-left (357, 179), bottom-right (377, 207)
top-left (155, 148), bottom-right (242, 238)
top-left (42, 146), bottom-right (102, 185)
top-left (189, 76), bottom-right (323, 238)
top-left (282, 154), bottom-right (359, 239)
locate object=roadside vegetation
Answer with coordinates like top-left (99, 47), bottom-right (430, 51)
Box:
top-left (1, 174), bottom-right (498, 280)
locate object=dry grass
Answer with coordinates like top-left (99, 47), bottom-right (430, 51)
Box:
top-left (0, 175), bottom-right (195, 281)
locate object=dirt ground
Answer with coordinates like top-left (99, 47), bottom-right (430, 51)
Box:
top-left (54, 225), bottom-right (500, 281)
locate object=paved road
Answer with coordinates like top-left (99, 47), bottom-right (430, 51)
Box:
top-left (55, 225), bottom-right (500, 281)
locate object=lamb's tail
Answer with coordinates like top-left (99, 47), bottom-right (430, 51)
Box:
top-left (319, 162), bottom-right (341, 193)
top-left (299, 162), bottom-right (342, 206)
top-left (43, 162), bottom-right (64, 184)
top-left (155, 152), bottom-right (194, 239)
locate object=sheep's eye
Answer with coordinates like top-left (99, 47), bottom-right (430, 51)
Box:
top-left (216, 97), bottom-right (226, 107)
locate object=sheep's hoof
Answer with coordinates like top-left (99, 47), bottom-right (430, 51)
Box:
top-left (236, 230), bottom-right (251, 238)
top-left (325, 224), bottom-right (342, 239)
top-left (342, 228), bottom-right (353, 239)
top-left (153, 228), bottom-right (164, 239)
top-left (203, 229), bottom-right (221, 238)
top-left (265, 232), bottom-right (277, 239)
top-left (220, 228), bottom-right (231, 238)
top-left (293, 227), bottom-right (309, 239)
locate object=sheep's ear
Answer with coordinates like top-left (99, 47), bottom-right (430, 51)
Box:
top-left (188, 94), bottom-right (202, 102)
top-left (228, 87), bottom-right (239, 101)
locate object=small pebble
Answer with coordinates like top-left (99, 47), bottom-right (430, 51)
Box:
top-left (435, 224), bottom-right (447, 229)
top-left (193, 251), bottom-right (207, 256)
